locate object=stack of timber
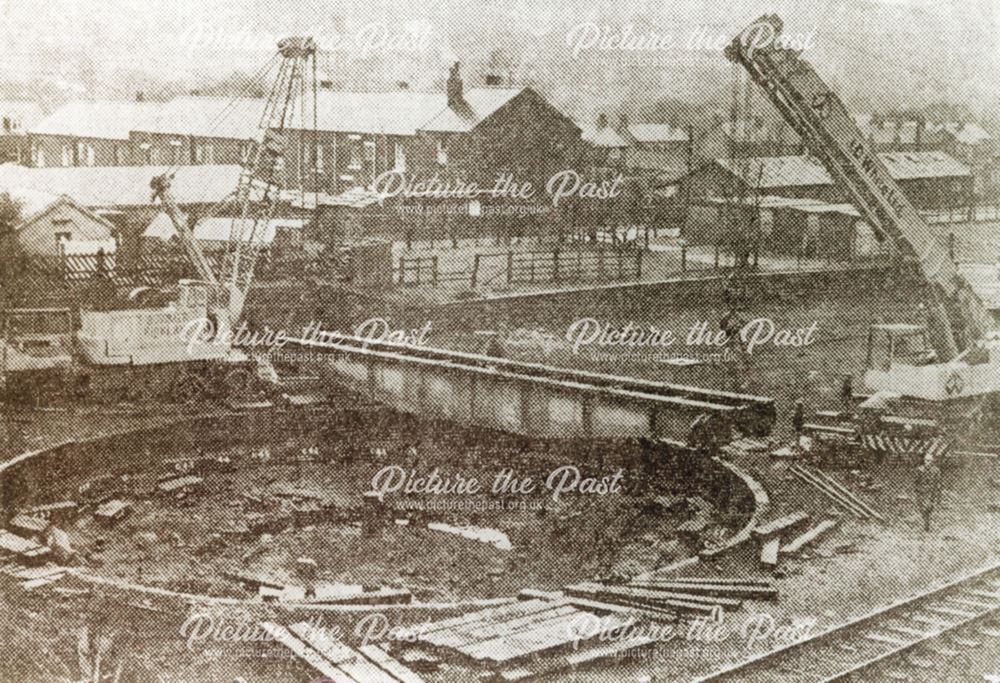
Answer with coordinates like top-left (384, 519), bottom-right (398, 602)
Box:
top-left (260, 621), bottom-right (426, 683)
top-left (753, 511), bottom-right (811, 568)
top-left (394, 597), bottom-right (650, 680)
top-left (789, 464), bottom-right (884, 521)
top-left (627, 576), bottom-right (777, 601)
top-left (564, 582), bottom-right (742, 616)
top-left (406, 599), bottom-right (633, 665)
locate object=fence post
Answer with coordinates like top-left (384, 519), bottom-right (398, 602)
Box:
top-left (397, 257), bottom-right (405, 285)
top-left (948, 233), bottom-right (955, 263)
top-left (681, 244), bottom-right (687, 272)
top-left (507, 251), bottom-right (513, 285)
top-left (553, 248), bottom-right (560, 283)
top-left (598, 247), bottom-right (604, 278)
top-left (635, 249), bottom-right (643, 279)
top-left (432, 255), bottom-right (439, 286)
top-left (714, 243), bottom-right (719, 271)
top-left (471, 254), bottom-right (480, 289)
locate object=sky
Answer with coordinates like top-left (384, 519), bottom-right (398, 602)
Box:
top-left (0, 0), bottom-right (996, 113)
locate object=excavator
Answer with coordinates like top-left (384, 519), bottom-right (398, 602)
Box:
top-left (1, 37), bottom-right (318, 404)
top-left (725, 15), bottom-right (1000, 451)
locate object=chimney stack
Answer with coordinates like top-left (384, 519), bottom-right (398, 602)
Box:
top-left (447, 62), bottom-right (465, 109)
top-left (136, 91), bottom-right (145, 102)
top-left (597, 113), bottom-right (608, 129)
top-left (484, 74), bottom-right (502, 87)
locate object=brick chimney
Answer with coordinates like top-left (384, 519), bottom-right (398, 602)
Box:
top-left (447, 62), bottom-right (465, 109)
top-left (597, 113), bottom-right (608, 129)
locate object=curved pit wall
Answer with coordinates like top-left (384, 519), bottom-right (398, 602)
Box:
top-left (0, 409), bottom-right (768, 609)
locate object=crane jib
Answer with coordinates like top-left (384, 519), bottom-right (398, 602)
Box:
top-left (727, 14), bottom-right (995, 356)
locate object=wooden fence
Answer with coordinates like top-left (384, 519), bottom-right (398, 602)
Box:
top-left (395, 247), bottom-right (644, 289)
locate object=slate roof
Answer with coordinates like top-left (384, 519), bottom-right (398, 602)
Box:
top-left (714, 151), bottom-right (970, 188)
top-left (135, 97), bottom-right (265, 140)
top-left (0, 163), bottom-right (243, 207)
top-left (30, 101), bottom-right (157, 140)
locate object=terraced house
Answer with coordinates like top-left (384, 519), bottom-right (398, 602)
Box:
top-left (30, 100), bottom-right (156, 167)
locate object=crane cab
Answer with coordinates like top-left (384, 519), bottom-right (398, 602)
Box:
top-left (864, 322), bottom-right (1000, 403)
top-left (865, 323), bottom-right (936, 372)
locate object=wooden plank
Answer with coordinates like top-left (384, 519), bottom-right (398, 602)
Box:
top-left (909, 614), bottom-right (954, 628)
top-left (801, 465), bottom-right (885, 521)
top-left (643, 577), bottom-right (774, 587)
top-left (570, 583), bottom-right (741, 609)
top-left (357, 645), bottom-right (426, 683)
top-left (753, 511), bottom-right (810, 539)
top-left (259, 622), bottom-right (356, 683)
top-left (288, 622), bottom-right (397, 683)
top-left (760, 538), bottom-right (780, 567)
top-left (864, 632), bottom-right (909, 646)
top-left (403, 599), bottom-right (548, 639)
top-left (627, 581), bottom-right (778, 600)
top-left (780, 520), bottom-right (838, 555)
top-left (564, 634), bottom-right (656, 665)
top-left (924, 605), bottom-right (976, 619)
top-left (885, 624), bottom-right (931, 638)
top-left (425, 604), bottom-right (575, 649)
top-left (466, 613), bottom-right (633, 664)
top-left (568, 587), bottom-right (716, 615)
top-left (517, 588), bottom-right (564, 602)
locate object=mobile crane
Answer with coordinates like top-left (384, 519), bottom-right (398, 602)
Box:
top-left (1, 37), bottom-right (318, 403)
top-left (725, 16), bottom-right (999, 422)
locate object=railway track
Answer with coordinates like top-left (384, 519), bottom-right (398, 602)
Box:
top-left (696, 561), bottom-right (1000, 682)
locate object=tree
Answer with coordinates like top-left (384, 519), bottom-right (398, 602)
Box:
top-left (0, 192), bottom-right (22, 242)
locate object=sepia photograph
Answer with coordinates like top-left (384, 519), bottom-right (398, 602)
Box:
top-left (0, 0), bottom-right (998, 681)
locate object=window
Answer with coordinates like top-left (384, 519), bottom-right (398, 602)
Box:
top-left (314, 144), bottom-right (324, 173)
top-left (760, 209), bottom-right (773, 236)
top-left (170, 139), bottom-right (184, 164)
top-left (54, 232), bottom-right (72, 247)
top-left (61, 145), bottom-right (72, 167)
top-left (469, 199), bottom-right (481, 216)
top-left (394, 141), bottom-right (406, 172)
top-left (348, 142), bottom-right (362, 170)
top-left (196, 143), bottom-right (214, 164)
top-left (35, 146), bottom-right (45, 167)
top-left (86, 144), bottom-right (96, 167)
top-left (240, 143), bottom-right (250, 165)
top-left (436, 139), bottom-right (448, 166)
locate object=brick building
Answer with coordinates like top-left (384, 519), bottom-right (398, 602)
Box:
top-left (29, 101), bottom-right (155, 167)
top-left (678, 152), bottom-right (974, 211)
top-left (129, 97), bottom-right (263, 167)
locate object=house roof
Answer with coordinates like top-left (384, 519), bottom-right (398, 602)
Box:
top-left (144, 212), bottom-right (305, 244)
top-left (714, 151), bottom-right (969, 188)
top-left (30, 101), bottom-right (157, 141)
top-left (715, 156), bottom-right (834, 188)
top-left (624, 148), bottom-right (688, 180)
top-left (306, 90), bottom-right (445, 137)
top-left (418, 88), bottom-right (525, 133)
top-left (878, 151), bottom-right (971, 179)
top-left (12, 193), bottom-right (118, 233)
top-left (719, 119), bottom-right (799, 145)
top-left (625, 123), bottom-right (689, 144)
top-left (0, 164), bottom-right (243, 207)
top-left (0, 101), bottom-right (45, 134)
top-left (135, 97), bottom-right (265, 141)
top-left (579, 124), bottom-right (629, 148)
